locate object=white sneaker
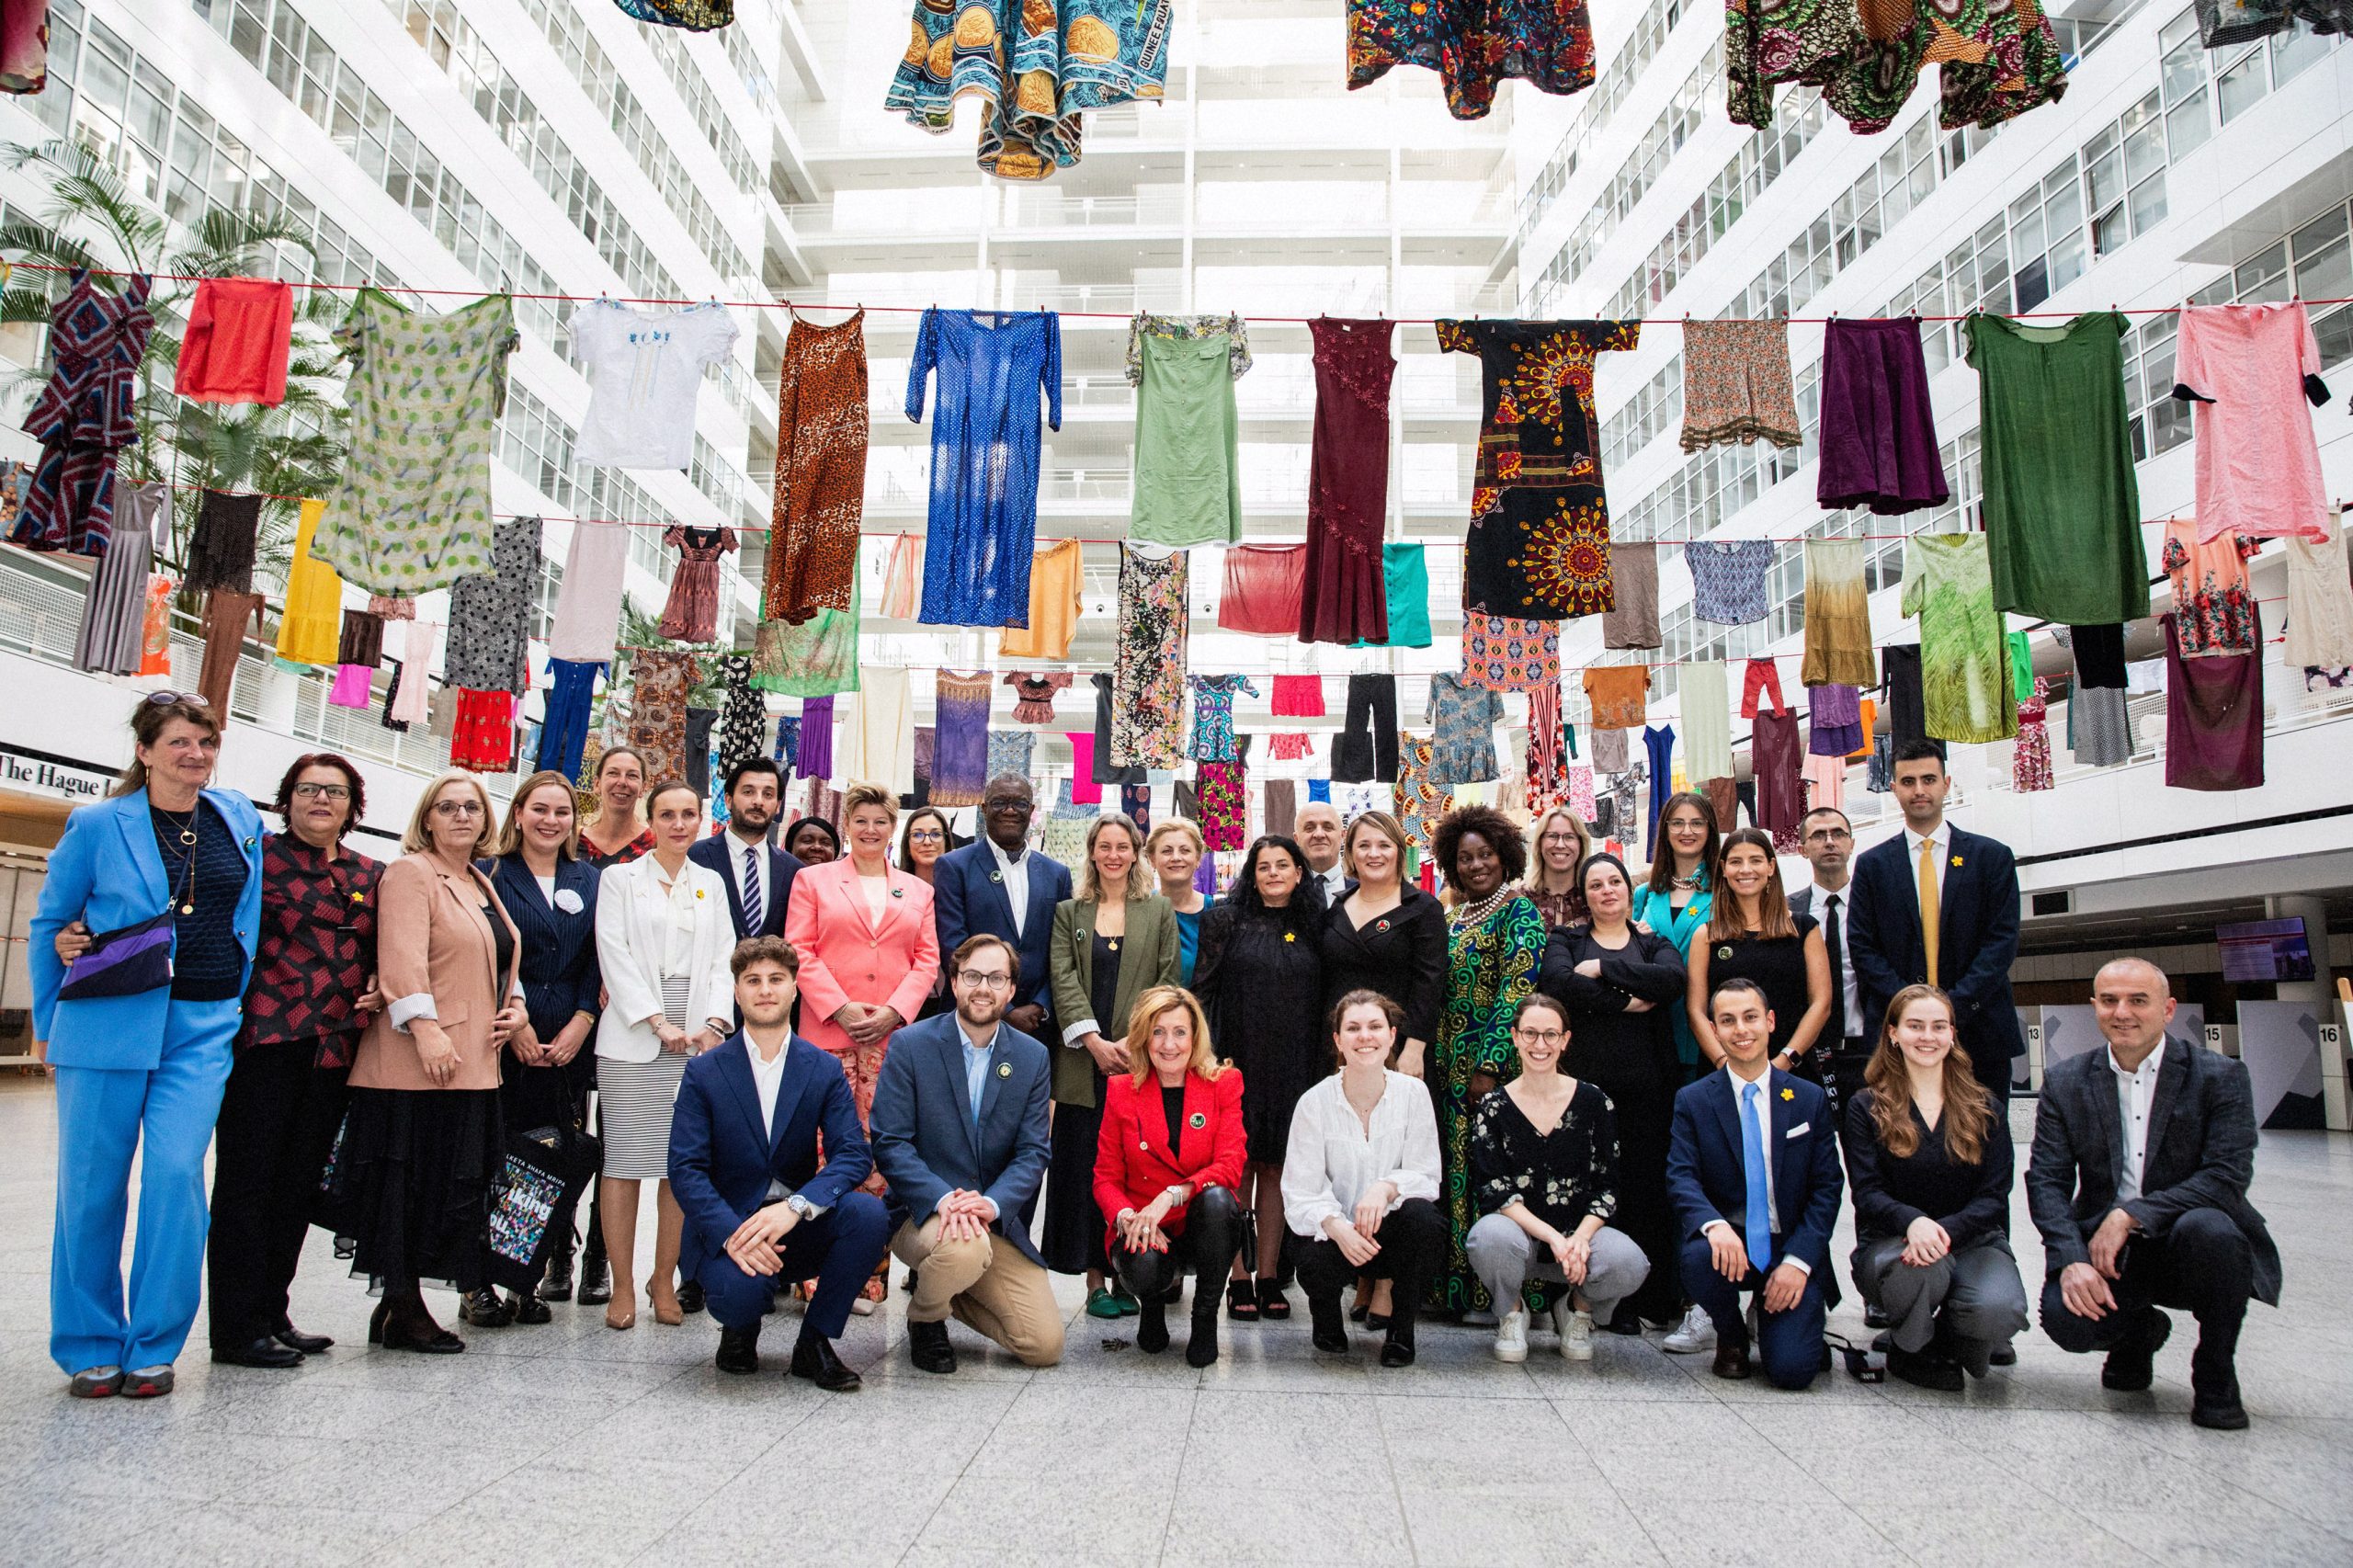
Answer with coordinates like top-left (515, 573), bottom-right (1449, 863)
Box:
top-left (849, 1296), bottom-right (878, 1316)
top-left (1554, 1304), bottom-right (1595, 1361)
top-left (1493, 1308), bottom-right (1529, 1363)
top-left (1662, 1303), bottom-right (1716, 1354)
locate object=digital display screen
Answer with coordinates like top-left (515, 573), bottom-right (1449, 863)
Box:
top-left (2216, 917), bottom-right (2315, 984)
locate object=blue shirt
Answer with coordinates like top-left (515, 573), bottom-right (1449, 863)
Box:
top-left (959, 1022), bottom-right (996, 1124)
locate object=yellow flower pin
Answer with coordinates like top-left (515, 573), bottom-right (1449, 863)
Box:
top-left (1780, 1087), bottom-right (1795, 1101)
top-left (695, 889), bottom-right (705, 898)
top-left (1950, 855), bottom-right (1963, 868)
top-left (1283, 931), bottom-right (1296, 942)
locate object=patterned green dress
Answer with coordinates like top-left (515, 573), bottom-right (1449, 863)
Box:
top-left (1900, 533), bottom-right (2018, 744)
top-left (1431, 891), bottom-right (1545, 1313)
top-left (313, 290), bottom-right (516, 597)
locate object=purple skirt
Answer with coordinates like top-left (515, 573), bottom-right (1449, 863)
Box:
top-left (929, 674), bottom-right (991, 808)
top-left (2165, 609), bottom-right (2264, 791)
top-left (1815, 320), bottom-right (1949, 516)
top-left (1807, 682), bottom-right (1862, 756)
top-left (798, 696), bottom-right (835, 780)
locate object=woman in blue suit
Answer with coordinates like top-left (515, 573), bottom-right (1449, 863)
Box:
top-left (475, 770), bottom-right (603, 1326)
top-left (30, 694), bottom-right (265, 1399)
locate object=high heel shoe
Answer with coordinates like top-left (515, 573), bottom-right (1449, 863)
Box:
top-left (368, 1300), bottom-right (391, 1346)
top-left (1225, 1278), bottom-right (1259, 1323)
top-left (605, 1282), bottom-right (636, 1331)
top-left (380, 1308), bottom-right (465, 1355)
top-left (648, 1284), bottom-right (684, 1326)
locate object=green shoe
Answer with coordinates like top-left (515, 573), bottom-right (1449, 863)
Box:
top-left (1111, 1280), bottom-right (1142, 1317)
top-left (1086, 1287), bottom-right (1125, 1319)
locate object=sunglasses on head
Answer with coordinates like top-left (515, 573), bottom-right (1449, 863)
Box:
top-left (143, 691), bottom-right (211, 707)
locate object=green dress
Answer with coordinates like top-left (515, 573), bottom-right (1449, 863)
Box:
top-left (751, 598), bottom-right (859, 696)
top-left (1130, 331), bottom-right (1241, 548)
top-left (1965, 312), bottom-right (2150, 626)
top-left (313, 290), bottom-right (516, 597)
top-left (1901, 533), bottom-right (2017, 744)
top-left (1430, 892), bottom-right (1545, 1314)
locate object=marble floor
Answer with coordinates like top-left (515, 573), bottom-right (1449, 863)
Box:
top-left (0, 1076), bottom-right (2348, 1567)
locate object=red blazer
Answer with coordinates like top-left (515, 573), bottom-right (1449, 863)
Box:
top-left (1093, 1065), bottom-right (1247, 1247)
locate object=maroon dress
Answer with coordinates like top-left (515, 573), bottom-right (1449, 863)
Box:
top-left (1299, 318), bottom-right (1393, 644)
top-left (657, 525), bottom-right (737, 643)
top-left (2164, 608), bottom-right (2265, 791)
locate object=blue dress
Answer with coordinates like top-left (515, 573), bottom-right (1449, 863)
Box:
top-left (906, 308), bottom-right (1062, 628)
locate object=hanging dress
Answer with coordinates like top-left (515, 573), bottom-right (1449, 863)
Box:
top-left (72, 480), bottom-right (158, 675)
top-left (626, 649), bottom-right (699, 786)
top-left (907, 308), bottom-right (1061, 628)
top-left (657, 525), bottom-right (737, 644)
top-left (1110, 545), bottom-right (1188, 767)
top-left (13, 268), bottom-right (154, 558)
top-left (275, 497), bottom-right (347, 665)
top-left (998, 537), bottom-right (1082, 658)
top-left (1900, 533), bottom-right (2017, 744)
top-left (716, 654), bottom-right (767, 779)
top-left (2014, 676), bottom-right (2052, 792)
top-left (765, 308), bottom-right (868, 623)
top-left (1346, 0), bottom-right (1597, 120)
top-left (1300, 317), bottom-right (1394, 644)
top-left (878, 532), bottom-right (924, 619)
top-left (930, 670), bottom-right (993, 808)
top-left (442, 515), bottom-right (541, 696)
top-left (1131, 319), bottom-right (1244, 549)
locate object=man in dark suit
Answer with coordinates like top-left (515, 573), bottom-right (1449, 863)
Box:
top-left (2027, 958), bottom-right (2279, 1430)
top-left (1666, 978), bottom-right (1844, 1389)
top-left (668, 937), bottom-right (891, 1392)
top-left (1788, 804), bottom-right (1870, 1124)
top-left (932, 774), bottom-right (1071, 1042)
top-left (870, 934), bottom-right (1062, 1375)
top-left (688, 758), bottom-right (800, 941)
top-left (1846, 741), bottom-right (2024, 1106)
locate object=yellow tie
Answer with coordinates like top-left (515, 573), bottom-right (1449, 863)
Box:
top-left (1917, 838), bottom-right (1941, 988)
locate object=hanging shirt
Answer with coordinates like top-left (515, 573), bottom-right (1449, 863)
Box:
top-left (175, 278), bottom-right (294, 406)
top-left (2159, 519), bottom-right (2260, 658)
top-left (1685, 539), bottom-right (1779, 624)
top-left (2173, 302), bottom-right (2331, 545)
top-left (572, 300), bottom-right (739, 471)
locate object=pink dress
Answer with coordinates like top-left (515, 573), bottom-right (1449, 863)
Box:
top-left (2175, 302), bottom-right (2331, 545)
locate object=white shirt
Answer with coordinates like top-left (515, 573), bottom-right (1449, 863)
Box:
top-left (722, 829), bottom-right (770, 932)
top-left (1280, 1070), bottom-right (1443, 1236)
top-left (859, 873), bottom-right (890, 922)
top-left (572, 299), bottom-right (740, 470)
top-left (2110, 1039), bottom-right (2165, 1202)
top-left (534, 872), bottom-right (557, 905)
top-left (1309, 862), bottom-right (1348, 907)
top-left (649, 859), bottom-right (699, 976)
top-left (1812, 881), bottom-right (1862, 1041)
top-left (987, 835), bottom-right (1032, 937)
top-left (1703, 1063), bottom-right (1812, 1274)
top-left (1904, 824), bottom-right (1949, 901)
top-left (746, 1032), bottom-right (791, 1141)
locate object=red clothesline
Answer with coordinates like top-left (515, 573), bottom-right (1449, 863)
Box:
top-left (14, 259), bottom-right (2352, 326)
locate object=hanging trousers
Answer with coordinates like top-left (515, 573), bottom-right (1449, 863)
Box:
top-left (1332, 674), bottom-right (1399, 783)
top-left (206, 1038), bottom-right (352, 1350)
top-left (537, 658), bottom-right (601, 779)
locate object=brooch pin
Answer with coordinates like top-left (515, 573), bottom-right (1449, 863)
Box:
top-left (892, 887), bottom-right (904, 898)
top-left (1950, 855), bottom-right (1964, 868)
top-left (1375, 919), bottom-right (1391, 933)
top-left (989, 871), bottom-right (1003, 883)
top-left (1108, 938), bottom-right (1120, 951)
top-left (349, 891), bottom-right (364, 903)
top-left (1188, 1111), bottom-right (1207, 1129)
top-left (1283, 932), bottom-right (1296, 943)
top-left (996, 1062), bottom-right (1012, 1078)
top-left (1139, 1139), bottom-right (1151, 1152)
top-left (1717, 946), bottom-right (1733, 960)
top-left (696, 889), bottom-right (705, 899)
top-left (1780, 1087), bottom-right (1795, 1101)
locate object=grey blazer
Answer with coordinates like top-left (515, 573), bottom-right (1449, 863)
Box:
top-left (2024, 1037), bottom-right (2281, 1305)
top-left (1046, 894), bottom-right (1180, 1108)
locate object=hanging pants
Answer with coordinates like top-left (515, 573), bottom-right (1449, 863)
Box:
top-left (1332, 674), bottom-right (1399, 783)
top-left (537, 659), bottom-right (601, 779)
top-left (51, 995), bottom-right (241, 1375)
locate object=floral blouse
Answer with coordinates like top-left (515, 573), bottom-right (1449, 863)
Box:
top-left (1469, 1077), bottom-right (1620, 1234)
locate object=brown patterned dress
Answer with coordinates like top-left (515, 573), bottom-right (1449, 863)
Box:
top-left (764, 309), bottom-right (868, 624)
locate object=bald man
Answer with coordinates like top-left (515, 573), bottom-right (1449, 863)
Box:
top-left (1294, 802), bottom-right (1350, 906)
top-left (2025, 959), bottom-right (2279, 1429)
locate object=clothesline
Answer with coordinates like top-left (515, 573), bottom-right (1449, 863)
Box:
top-left (14, 259), bottom-right (2350, 328)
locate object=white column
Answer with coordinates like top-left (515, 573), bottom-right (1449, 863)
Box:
top-left (2266, 892), bottom-right (2346, 1131)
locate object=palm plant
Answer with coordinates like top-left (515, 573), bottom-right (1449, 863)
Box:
top-left (0, 139), bottom-right (347, 588)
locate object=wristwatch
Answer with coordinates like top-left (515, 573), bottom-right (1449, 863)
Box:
top-left (784, 1194), bottom-right (817, 1221)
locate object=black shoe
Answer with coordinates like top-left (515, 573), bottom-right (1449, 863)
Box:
top-left (381, 1319), bottom-right (465, 1355)
top-left (542, 1242), bottom-right (575, 1302)
top-left (1225, 1278), bottom-right (1259, 1323)
top-left (790, 1333), bottom-right (861, 1392)
top-left (676, 1279), bottom-right (706, 1315)
top-left (368, 1300), bottom-right (390, 1346)
top-left (2190, 1334), bottom-right (2247, 1427)
top-left (1186, 1308), bottom-right (1221, 1368)
top-left (275, 1324), bottom-right (333, 1355)
top-left (510, 1291), bottom-right (552, 1325)
top-left (213, 1336), bottom-right (303, 1369)
top-left (716, 1324), bottom-right (761, 1375)
top-left (1379, 1323), bottom-right (1416, 1369)
top-left (1136, 1299), bottom-right (1170, 1355)
top-left (2102, 1309), bottom-right (2171, 1392)
top-left (1308, 1296), bottom-right (1348, 1355)
top-left (1863, 1302), bottom-right (1892, 1331)
top-left (1711, 1344), bottom-right (1752, 1381)
top-left (460, 1288), bottom-right (516, 1328)
top-left (1889, 1345), bottom-right (1965, 1392)
top-left (1988, 1341), bottom-right (2018, 1367)
top-left (2191, 1383), bottom-right (2249, 1430)
top-left (1604, 1304), bottom-right (1644, 1336)
top-left (908, 1318), bottom-right (957, 1375)
top-left (577, 1230), bottom-right (612, 1307)
top-left (1256, 1277), bottom-right (1291, 1321)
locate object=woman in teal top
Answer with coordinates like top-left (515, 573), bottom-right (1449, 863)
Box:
top-left (1148, 816), bottom-right (1213, 985)
top-left (1629, 790), bottom-right (1720, 1078)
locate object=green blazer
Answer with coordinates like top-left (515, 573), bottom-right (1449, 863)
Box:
top-left (1046, 893), bottom-right (1180, 1108)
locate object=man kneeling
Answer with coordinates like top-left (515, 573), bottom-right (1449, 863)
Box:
top-left (870, 935), bottom-right (1065, 1374)
top-left (668, 937), bottom-right (891, 1391)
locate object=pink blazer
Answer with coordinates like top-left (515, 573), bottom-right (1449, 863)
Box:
top-left (784, 858), bottom-right (940, 1058)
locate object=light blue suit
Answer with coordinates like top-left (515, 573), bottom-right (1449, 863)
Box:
top-left (31, 787), bottom-right (264, 1375)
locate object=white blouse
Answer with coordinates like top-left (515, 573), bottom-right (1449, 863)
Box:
top-left (1280, 1069), bottom-right (1443, 1238)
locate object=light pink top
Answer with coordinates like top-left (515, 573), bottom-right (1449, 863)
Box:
top-left (2177, 302), bottom-right (2330, 545)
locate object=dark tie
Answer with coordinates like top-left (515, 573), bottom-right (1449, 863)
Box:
top-left (1823, 892), bottom-right (1845, 1040)
top-left (743, 846), bottom-right (763, 932)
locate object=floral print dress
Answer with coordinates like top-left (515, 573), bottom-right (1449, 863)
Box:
top-left (1347, 0), bottom-right (1598, 120)
top-left (2013, 676), bottom-right (2052, 792)
top-left (1188, 675), bottom-right (1257, 762)
top-left (1430, 892), bottom-right (1545, 1313)
top-left (1112, 546), bottom-right (1188, 767)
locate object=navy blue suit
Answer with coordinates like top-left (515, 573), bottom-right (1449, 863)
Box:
top-left (667, 1032), bottom-right (891, 1338)
top-left (870, 1013), bottom-right (1052, 1267)
top-left (1667, 1068), bottom-right (1844, 1388)
top-left (1846, 825), bottom-right (2023, 1099)
top-left (688, 830), bottom-right (800, 941)
top-left (931, 841), bottom-right (1070, 1025)
top-left (483, 855), bottom-right (601, 1076)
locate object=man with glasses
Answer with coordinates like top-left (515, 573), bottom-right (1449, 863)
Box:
top-left (932, 774), bottom-right (1072, 1043)
top-left (869, 934), bottom-right (1063, 1373)
top-left (1789, 807), bottom-right (1869, 1125)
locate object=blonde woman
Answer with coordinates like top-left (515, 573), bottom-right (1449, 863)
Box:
top-left (325, 770), bottom-right (524, 1355)
top-left (1144, 816), bottom-right (1212, 984)
top-left (1046, 813), bottom-right (1178, 1315)
top-left (593, 780), bottom-right (737, 1329)
top-left (1523, 806), bottom-right (1592, 930)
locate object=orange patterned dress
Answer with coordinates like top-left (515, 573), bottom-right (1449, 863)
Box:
top-left (764, 309), bottom-right (869, 624)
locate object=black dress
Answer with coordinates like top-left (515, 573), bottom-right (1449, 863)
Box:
top-left (1538, 926), bottom-right (1686, 1324)
top-left (1705, 915), bottom-right (1821, 1073)
top-left (1195, 903), bottom-right (1324, 1165)
top-left (1041, 931), bottom-right (1122, 1275)
top-left (1319, 882), bottom-right (1448, 1048)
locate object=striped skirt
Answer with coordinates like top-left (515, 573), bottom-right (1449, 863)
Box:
top-left (597, 973), bottom-right (692, 1181)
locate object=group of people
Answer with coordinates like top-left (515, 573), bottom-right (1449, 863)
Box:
top-left (29, 702), bottom-right (2278, 1429)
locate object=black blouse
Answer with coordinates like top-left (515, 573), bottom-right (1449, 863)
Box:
top-left (1703, 915), bottom-right (1819, 1056)
top-left (1469, 1078), bottom-right (1620, 1233)
top-left (1319, 882), bottom-right (1447, 1045)
top-left (1841, 1088), bottom-right (2014, 1248)
top-left (157, 801), bottom-right (251, 1002)
top-left (1539, 926), bottom-right (1686, 1104)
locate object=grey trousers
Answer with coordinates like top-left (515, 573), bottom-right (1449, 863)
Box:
top-left (1465, 1213), bottom-right (1651, 1323)
top-left (1851, 1232), bottom-right (2029, 1355)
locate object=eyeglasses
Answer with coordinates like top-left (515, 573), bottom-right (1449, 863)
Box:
top-left (1803, 827), bottom-right (1853, 843)
top-left (983, 795), bottom-right (1030, 811)
top-left (1513, 1028), bottom-right (1567, 1045)
top-left (143, 691), bottom-right (211, 707)
top-left (907, 828), bottom-right (947, 842)
top-left (292, 783), bottom-right (351, 801)
top-left (433, 800), bottom-right (485, 817)
top-left (955, 971), bottom-right (1014, 989)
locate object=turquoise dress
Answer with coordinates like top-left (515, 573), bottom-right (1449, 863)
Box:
top-left (1352, 541), bottom-right (1433, 649)
top-left (1631, 880), bottom-right (1713, 1073)
top-left (1174, 897), bottom-right (1213, 986)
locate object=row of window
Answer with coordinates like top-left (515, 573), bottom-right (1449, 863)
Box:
top-left (1516, 0), bottom-right (1686, 242)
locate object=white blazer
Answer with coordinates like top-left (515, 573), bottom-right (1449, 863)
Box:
top-left (593, 856), bottom-right (739, 1064)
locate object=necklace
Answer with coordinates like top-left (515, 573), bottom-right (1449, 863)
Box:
top-left (154, 803), bottom-right (198, 846)
top-left (1452, 886), bottom-right (1516, 927)
top-left (155, 805), bottom-right (200, 915)
top-left (1669, 871), bottom-right (1702, 892)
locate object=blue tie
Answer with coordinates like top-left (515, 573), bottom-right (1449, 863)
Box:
top-left (743, 846), bottom-right (763, 932)
top-left (1740, 1082), bottom-right (1773, 1276)
top-left (969, 1049), bottom-right (986, 1126)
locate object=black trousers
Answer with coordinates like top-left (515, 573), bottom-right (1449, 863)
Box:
top-left (1294, 1197), bottom-right (1444, 1315)
top-left (1332, 675), bottom-right (1398, 783)
top-left (2040, 1208), bottom-right (2254, 1376)
top-left (207, 1040), bottom-right (351, 1348)
top-left (1109, 1185), bottom-right (1243, 1301)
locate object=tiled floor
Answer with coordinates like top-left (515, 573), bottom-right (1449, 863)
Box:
top-left (1, 1075), bottom-right (2348, 1566)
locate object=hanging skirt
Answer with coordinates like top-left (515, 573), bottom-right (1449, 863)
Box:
top-left (276, 498), bottom-right (346, 665)
top-left (1680, 320), bottom-right (1802, 451)
top-left (878, 533), bottom-right (923, 620)
top-left (72, 486), bottom-right (157, 675)
top-left (999, 539), bottom-right (1082, 659)
top-left (1216, 543), bottom-right (1308, 635)
top-left (1815, 320), bottom-right (1949, 516)
top-left (1801, 539), bottom-right (1877, 687)
top-left (185, 490), bottom-right (262, 594)
top-left (929, 670), bottom-right (993, 808)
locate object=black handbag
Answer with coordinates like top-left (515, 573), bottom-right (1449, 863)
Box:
top-left (483, 1120), bottom-right (602, 1293)
top-left (55, 913), bottom-right (175, 1001)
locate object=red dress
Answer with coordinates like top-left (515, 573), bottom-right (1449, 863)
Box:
top-left (1299, 319), bottom-right (1394, 645)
